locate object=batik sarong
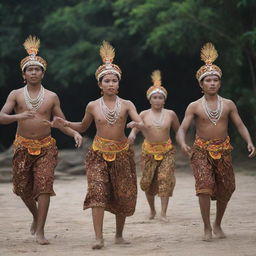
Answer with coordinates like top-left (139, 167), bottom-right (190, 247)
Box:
top-left (191, 135), bottom-right (235, 202)
top-left (140, 139), bottom-right (176, 197)
top-left (83, 136), bottom-right (137, 216)
top-left (12, 134), bottom-right (58, 200)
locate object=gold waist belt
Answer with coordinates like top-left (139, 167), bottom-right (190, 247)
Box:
top-left (13, 134), bottom-right (56, 155)
top-left (194, 135), bottom-right (233, 159)
top-left (92, 135), bottom-right (129, 162)
top-left (142, 138), bottom-right (173, 160)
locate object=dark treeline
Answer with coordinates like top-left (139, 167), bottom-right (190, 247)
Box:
top-left (0, 0), bottom-right (256, 150)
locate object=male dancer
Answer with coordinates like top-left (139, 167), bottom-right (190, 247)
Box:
top-left (0, 36), bottom-right (82, 244)
top-left (176, 42), bottom-right (255, 241)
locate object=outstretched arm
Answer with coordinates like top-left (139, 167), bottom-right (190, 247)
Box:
top-left (126, 101), bottom-right (144, 130)
top-left (0, 90), bottom-right (35, 124)
top-left (128, 111), bottom-right (145, 145)
top-left (176, 103), bottom-right (195, 157)
top-left (51, 95), bottom-right (83, 147)
top-left (229, 101), bottom-right (255, 157)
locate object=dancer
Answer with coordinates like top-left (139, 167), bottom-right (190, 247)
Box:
top-left (176, 42), bottom-right (255, 241)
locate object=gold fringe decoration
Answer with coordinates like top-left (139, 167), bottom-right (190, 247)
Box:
top-left (100, 40), bottom-right (115, 63)
top-left (23, 35), bottom-right (40, 56)
top-left (200, 42), bottom-right (218, 65)
top-left (151, 70), bottom-right (162, 87)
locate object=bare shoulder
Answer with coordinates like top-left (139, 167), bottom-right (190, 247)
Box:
top-left (86, 99), bottom-right (98, 112)
top-left (164, 109), bottom-right (177, 116)
top-left (221, 97), bottom-right (236, 109)
top-left (44, 89), bottom-right (58, 99)
top-left (139, 109), bottom-right (149, 118)
top-left (7, 88), bottom-right (23, 100)
top-left (121, 99), bottom-right (136, 109)
top-left (186, 99), bottom-right (201, 111)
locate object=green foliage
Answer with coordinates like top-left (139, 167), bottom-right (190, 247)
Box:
top-left (1, 0), bottom-right (256, 147)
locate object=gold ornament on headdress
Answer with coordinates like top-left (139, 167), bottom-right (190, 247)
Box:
top-left (200, 42), bottom-right (218, 65)
top-left (100, 40), bottom-right (115, 63)
top-left (23, 35), bottom-right (40, 56)
top-left (20, 35), bottom-right (47, 71)
top-left (151, 70), bottom-right (162, 87)
top-left (147, 70), bottom-right (167, 100)
top-left (95, 41), bottom-right (121, 81)
top-left (196, 42), bottom-right (222, 82)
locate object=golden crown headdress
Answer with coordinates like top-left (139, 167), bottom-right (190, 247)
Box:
top-left (146, 70), bottom-right (167, 100)
top-left (196, 42), bottom-right (222, 82)
top-left (20, 35), bottom-right (47, 71)
top-left (95, 41), bottom-right (122, 81)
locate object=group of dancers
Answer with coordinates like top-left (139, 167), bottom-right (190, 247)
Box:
top-left (0, 36), bottom-right (254, 249)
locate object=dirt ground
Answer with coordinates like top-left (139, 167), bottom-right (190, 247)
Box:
top-left (0, 166), bottom-right (256, 256)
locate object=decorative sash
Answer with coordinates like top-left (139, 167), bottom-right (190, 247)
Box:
top-left (13, 134), bottom-right (56, 156)
top-left (194, 135), bottom-right (233, 159)
top-left (142, 138), bottom-right (173, 160)
top-left (92, 135), bottom-right (129, 162)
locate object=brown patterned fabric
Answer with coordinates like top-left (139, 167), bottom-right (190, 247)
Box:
top-left (12, 136), bottom-right (58, 200)
top-left (140, 148), bottom-right (176, 197)
top-left (83, 146), bottom-right (137, 216)
top-left (191, 137), bottom-right (235, 202)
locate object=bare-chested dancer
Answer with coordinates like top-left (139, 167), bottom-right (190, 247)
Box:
top-left (0, 36), bottom-right (82, 245)
top-left (50, 41), bottom-right (143, 249)
top-left (176, 43), bottom-right (255, 241)
top-left (128, 70), bottom-right (180, 222)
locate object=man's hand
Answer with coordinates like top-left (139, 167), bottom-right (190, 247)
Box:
top-left (181, 143), bottom-right (192, 158)
top-left (74, 132), bottom-right (83, 148)
top-left (127, 121), bottom-right (143, 129)
top-left (18, 110), bottom-right (36, 120)
top-left (247, 143), bottom-right (255, 158)
top-left (127, 134), bottom-right (136, 145)
top-left (45, 116), bottom-right (69, 129)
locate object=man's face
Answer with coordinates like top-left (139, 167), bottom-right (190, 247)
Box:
top-left (149, 93), bottom-right (165, 109)
top-left (99, 74), bottom-right (119, 96)
top-left (23, 65), bottom-right (44, 85)
top-left (200, 75), bottom-right (221, 95)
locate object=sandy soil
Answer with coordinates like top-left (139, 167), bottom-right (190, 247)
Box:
top-left (1, 169), bottom-right (256, 256)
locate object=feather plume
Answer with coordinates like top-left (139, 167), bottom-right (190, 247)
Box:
top-left (200, 42), bottom-right (218, 65)
top-left (100, 40), bottom-right (115, 63)
top-left (151, 70), bottom-right (162, 86)
top-left (23, 35), bottom-right (40, 55)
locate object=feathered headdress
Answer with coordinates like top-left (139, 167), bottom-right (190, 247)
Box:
top-left (95, 41), bottom-right (121, 81)
top-left (146, 70), bottom-right (167, 100)
top-left (196, 42), bottom-right (222, 82)
top-left (20, 35), bottom-right (47, 71)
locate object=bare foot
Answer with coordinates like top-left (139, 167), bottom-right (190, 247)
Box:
top-left (92, 239), bottom-right (104, 250)
top-left (115, 237), bottom-right (131, 245)
top-left (160, 215), bottom-right (169, 223)
top-left (30, 219), bottom-right (37, 235)
top-left (213, 224), bottom-right (226, 239)
top-left (202, 228), bottom-right (212, 242)
top-left (149, 210), bottom-right (156, 220)
top-left (35, 233), bottom-right (50, 245)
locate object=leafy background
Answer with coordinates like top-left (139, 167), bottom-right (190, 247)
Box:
top-left (0, 0), bottom-right (256, 150)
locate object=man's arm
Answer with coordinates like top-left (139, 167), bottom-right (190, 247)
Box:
top-left (170, 111), bottom-right (180, 134)
top-left (128, 111), bottom-right (145, 144)
top-left (0, 90), bottom-right (35, 124)
top-left (176, 103), bottom-right (195, 157)
top-left (229, 100), bottom-right (255, 157)
top-left (51, 94), bottom-right (83, 147)
top-left (126, 101), bottom-right (144, 129)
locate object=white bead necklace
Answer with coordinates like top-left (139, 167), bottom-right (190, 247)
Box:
top-left (100, 96), bottom-right (122, 125)
top-left (23, 84), bottom-right (45, 111)
top-left (202, 95), bottom-right (223, 125)
top-left (150, 108), bottom-right (165, 128)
